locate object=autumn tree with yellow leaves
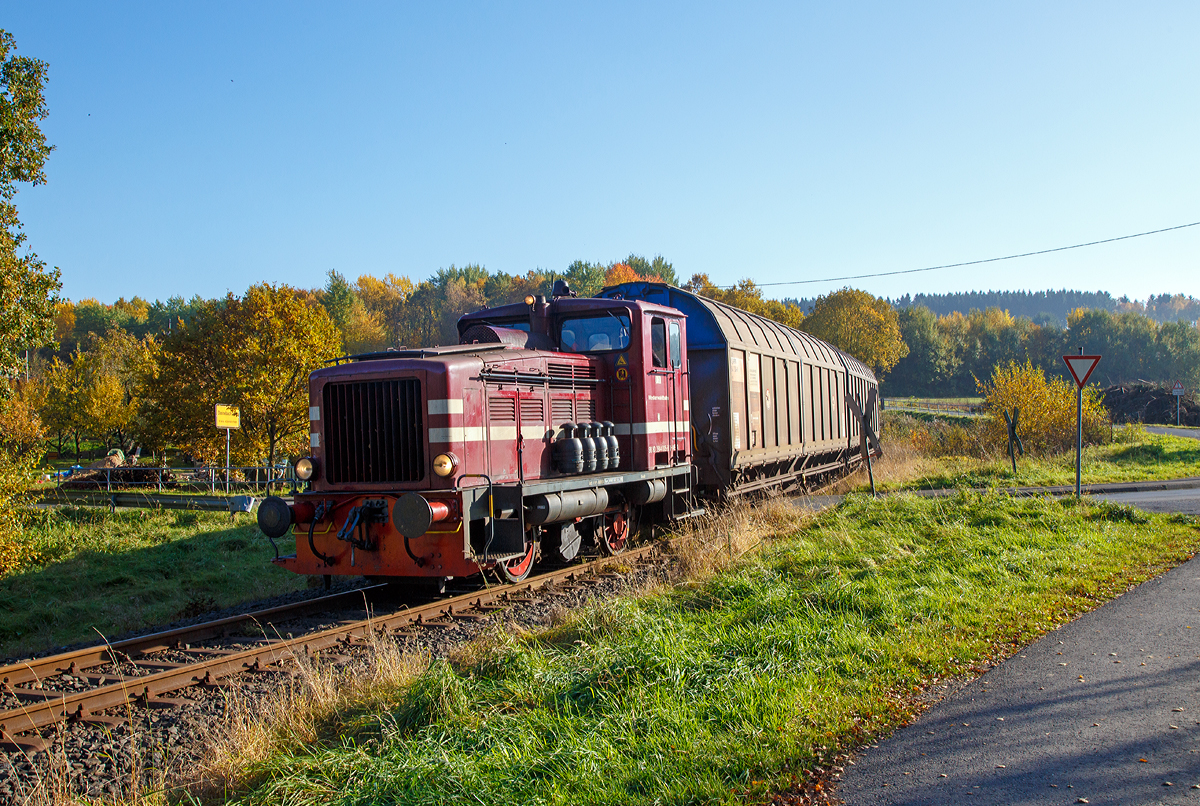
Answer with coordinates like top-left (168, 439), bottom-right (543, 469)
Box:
top-left (683, 274), bottom-right (806, 329)
top-left (799, 288), bottom-right (908, 374)
top-left (140, 284), bottom-right (340, 467)
top-left (978, 360), bottom-right (1108, 455)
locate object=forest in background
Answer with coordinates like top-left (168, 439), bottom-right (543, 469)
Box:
top-left (789, 289), bottom-right (1200, 328)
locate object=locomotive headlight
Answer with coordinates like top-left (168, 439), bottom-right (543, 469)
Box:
top-left (295, 457), bottom-right (317, 481)
top-left (432, 453), bottom-right (458, 477)
top-left (524, 294), bottom-right (536, 306)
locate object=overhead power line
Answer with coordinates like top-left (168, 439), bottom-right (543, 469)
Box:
top-left (735, 220), bottom-right (1200, 289)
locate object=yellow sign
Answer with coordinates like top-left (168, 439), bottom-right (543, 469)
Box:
top-left (616, 355), bottom-right (627, 366)
top-left (616, 368), bottom-right (629, 382)
top-left (215, 404), bottom-right (241, 429)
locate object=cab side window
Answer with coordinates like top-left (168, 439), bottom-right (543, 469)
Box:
top-left (651, 318), bottom-right (667, 368)
top-left (669, 320), bottom-right (681, 368)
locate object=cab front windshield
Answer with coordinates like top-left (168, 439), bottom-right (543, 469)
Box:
top-left (559, 313), bottom-right (631, 353)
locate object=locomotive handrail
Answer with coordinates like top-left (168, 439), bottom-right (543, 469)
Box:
top-left (454, 472), bottom-right (496, 562)
top-left (478, 367), bottom-right (602, 386)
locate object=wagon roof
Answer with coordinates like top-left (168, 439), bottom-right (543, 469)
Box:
top-left (599, 281), bottom-right (875, 379)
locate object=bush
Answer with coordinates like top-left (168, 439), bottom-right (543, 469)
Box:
top-left (978, 360), bottom-right (1108, 456)
top-left (0, 392), bottom-right (47, 573)
top-left (883, 412), bottom-right (988, 458)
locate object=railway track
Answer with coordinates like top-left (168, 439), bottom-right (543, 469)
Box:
top-left (0, 544), bottom-right (659, 752)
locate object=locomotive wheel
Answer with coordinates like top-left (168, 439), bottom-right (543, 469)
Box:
top-left (499, 541), bottom-right (537, 583)
top-left (600, 507), bottom-right (631, 555)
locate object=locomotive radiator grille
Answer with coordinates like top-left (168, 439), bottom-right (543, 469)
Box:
top-left (323, 378), bottom-right (424, 484)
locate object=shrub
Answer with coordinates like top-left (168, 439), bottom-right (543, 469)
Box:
top-left (0, 393), bottom-right (47, 573)
top-left (977, 360), bottom-right (1108, 456)
top-left (883, 411), bottom-right (988, 458)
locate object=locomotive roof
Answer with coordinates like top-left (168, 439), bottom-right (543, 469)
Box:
top-left (457, 295), bottom-right (680, 327)
top-left (314, 343), bottom-right (593, 380)
top-left (598, 281), bottom-right (876, 380)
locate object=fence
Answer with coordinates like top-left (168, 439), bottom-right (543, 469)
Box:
top-left (51, 463), bottom-right (302, 496)
top-left (883, 398), bottom-right (985, 416)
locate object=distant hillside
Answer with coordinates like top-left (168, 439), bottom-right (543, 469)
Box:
top-left (785, 290), bottom-right (1200, 327)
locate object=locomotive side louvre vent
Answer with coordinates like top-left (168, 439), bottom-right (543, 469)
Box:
top-left (577, 398), bottom-right (596, 422)
top-left (551, 397), bottom-right (574, 424)
top-left (489, 396), bottom-right (517, 422)
top-left (520, 398), bottom-right (545, 423)
top-left (547, 362), bottom-right (598, 386)
top-left (323, 378), bottom-right (424, 484)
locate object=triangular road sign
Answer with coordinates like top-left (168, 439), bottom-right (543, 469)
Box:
top-left (1173, 380), bottom-right (1185, 394)
top-left (1062, 354), bottom-right (1101, 388)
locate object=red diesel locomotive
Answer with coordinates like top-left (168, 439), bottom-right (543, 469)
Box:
top-left (257, 281), bottom-right (879, 585)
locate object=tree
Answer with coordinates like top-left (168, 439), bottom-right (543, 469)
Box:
top-left (624, 254), bottom-right (678, 286)
top-left (74, 329), bottom-right (153, 454)
top-left (684, 274), bottom-right (806, 329)
top-left (605, 262), bottom-right (646, 286)
top-left (141, 284), bottom-right (340, 467)
top-left (564, 260), bottom-right (606, 297)
top-left (0, 29), bottom-right (59, 381)
top-left (886, 305), bottom-right (959, 395)
top-left (34, 352), bottom-right (86, 459)
top-left (0, 29), bottom-right (57, 559)
top-left (801, 287), bottom-right (908, 375)
top-left (320, 270), bottom-right (356, 330)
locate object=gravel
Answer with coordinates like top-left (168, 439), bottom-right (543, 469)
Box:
top-left (0, 553), bottom-right (675, 804)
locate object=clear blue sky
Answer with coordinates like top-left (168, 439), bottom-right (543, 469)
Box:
top-left (7, 2), bottom-right (1199, 304)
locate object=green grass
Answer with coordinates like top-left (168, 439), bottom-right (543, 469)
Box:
top-left (0, 507), bottom-right (308, 657)
top-left (217, 493), bottom-right (1200, 805)
top-left (879, 429), bottom-right (1200, 492)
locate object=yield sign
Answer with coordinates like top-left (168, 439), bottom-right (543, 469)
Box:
top-left (1062, 354), bottom-right (1102, 388)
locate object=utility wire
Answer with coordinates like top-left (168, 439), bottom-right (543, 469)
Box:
top-left (734, 220), bottom-right (1200, 289)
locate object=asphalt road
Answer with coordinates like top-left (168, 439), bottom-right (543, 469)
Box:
top-left (835, 444), bottom-right (1200, 804)
top-left (1147, 426), bottom-right (1199, 440)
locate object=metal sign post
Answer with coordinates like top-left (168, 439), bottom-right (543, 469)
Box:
top-left (845, 388), bottom-right (882, 497)
top-left (215, 405), bottom-right (242, 494)
top-left (1062, 350), bottom-right (1102, 498)
top-left (1173, 381), bottom-right (1185, 426)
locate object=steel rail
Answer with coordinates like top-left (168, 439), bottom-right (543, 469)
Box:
top-left (0, 585), bottom-right (384, 688)
top-left (0, 545), bottom-right (657, 749)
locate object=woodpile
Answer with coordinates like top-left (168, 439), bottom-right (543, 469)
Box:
top-left (1101, 383), bottom-right (1198, 426)
top-left (59, 466), bottom-right (176, 490)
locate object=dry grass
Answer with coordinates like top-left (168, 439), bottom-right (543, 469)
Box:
top-left (821, 441), bottom-right (930, 495)
top-left (195, 629), bottom-right (427, 798)
top-left (661, 496), bottom-right (815, 582)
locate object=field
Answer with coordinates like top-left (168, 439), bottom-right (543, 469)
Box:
top-left (199, 493), bottom-right (1200, 805)
top-left (0, 507), bottom-right (308, 659)
top-left (862, 414), bottom-right (1200, 493)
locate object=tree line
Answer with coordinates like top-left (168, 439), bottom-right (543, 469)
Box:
top-left (789, 290), bottom-right (1200, 329)
top-left (30, 260), bottom-right (1200, 467)
top-left (886, 305), bottom-right (1200, 397)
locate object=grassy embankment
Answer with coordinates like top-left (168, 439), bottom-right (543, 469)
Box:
top-left (859, 414), bottom-right (1200, 493)
top-left (0, 507), bottom-right (307, 658)
top-left (199, 492), bottom-right (1200, 805)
